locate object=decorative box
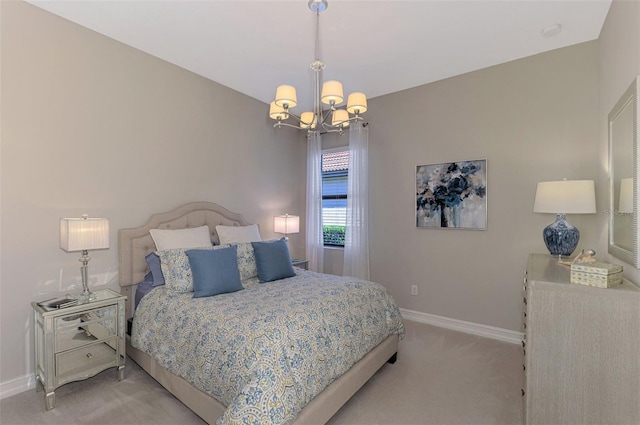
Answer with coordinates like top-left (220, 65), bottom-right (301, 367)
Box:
top-left (570, 262), bottom-right (623, 288)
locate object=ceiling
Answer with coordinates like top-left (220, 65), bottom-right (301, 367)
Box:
top-left (28, 0), bottom-right (612, 113)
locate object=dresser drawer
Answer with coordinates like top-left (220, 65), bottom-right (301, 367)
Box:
top-left (56, 339), bottom-right (118, 384)
top-left (55, 305), bottom-right (118, 352)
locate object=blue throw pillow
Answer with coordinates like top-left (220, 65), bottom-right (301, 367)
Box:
top-left (185, 246), bottom-right (243, 298)
top-left (145, 252), bottom-right (165, 287)
top-left (251, 238), bottom-right (296, 282)
top-left (135, 272), bottom-right (155, 309)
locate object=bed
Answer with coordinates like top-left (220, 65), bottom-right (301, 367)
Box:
top-left (119, 202), bottom-right (405, 424)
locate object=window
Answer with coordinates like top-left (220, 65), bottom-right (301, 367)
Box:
top-left (322, 149), bottom-right (349, 246)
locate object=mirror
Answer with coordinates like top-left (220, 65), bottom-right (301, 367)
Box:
top-left (608, 76), bottom-right (639, 267)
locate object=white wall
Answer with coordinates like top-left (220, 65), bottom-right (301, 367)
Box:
top-left (366, 42), bottom-right (600, 332)
top-left (597, 0), bottom-right (640, 283)
top-left (0, 1), bottom-right (306, 395)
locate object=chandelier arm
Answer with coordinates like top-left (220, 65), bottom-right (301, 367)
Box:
top-left (284, 111), bottom-right (303, 122)
top-left (319, 114), bottom-right (363, 132)
top-left (320, 122), bottom-right (341, 132)
top-left (274, 121), bottom-right (306, 130)
top-left (320, 108), bottom-right (334, 125)
top-left (321, 126), bottom-right (345, 136)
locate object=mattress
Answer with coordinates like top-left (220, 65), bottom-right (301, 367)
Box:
top-left (131, 269), bottom-right (405, 425)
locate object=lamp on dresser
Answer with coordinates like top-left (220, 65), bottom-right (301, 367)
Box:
top-left (533, 179), bottom-right (596, 257)
top-left (59, 214), bottom-right (109, 301)
top-left (274, 214), bottom-right (300, 244)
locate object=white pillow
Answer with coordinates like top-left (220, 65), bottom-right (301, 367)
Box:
top-left (150, 225), bottom-right (213, 251)
top-left (216, 224), bottom-right (262, 245)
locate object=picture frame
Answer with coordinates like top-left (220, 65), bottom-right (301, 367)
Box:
top-left (416, 159), bottom-right (487, 229)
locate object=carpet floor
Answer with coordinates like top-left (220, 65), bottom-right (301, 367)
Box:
top-left (1, 320), bottom-right (524, 425)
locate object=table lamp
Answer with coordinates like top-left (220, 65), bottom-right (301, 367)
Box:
top-left (274, 214), bottom-right (300, 244)
top-left (533, 180), bottom-right (596, 257)
top-left (60, 215), bottom-right (110, 300)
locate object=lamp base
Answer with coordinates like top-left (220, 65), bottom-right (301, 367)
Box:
top-left (79, 251), bottom-right (95, 302)
top-left (542, 214), bottom-right (579, 256)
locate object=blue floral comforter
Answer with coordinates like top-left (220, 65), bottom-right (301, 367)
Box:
top-left (131, 269), bottom-right (405, 425)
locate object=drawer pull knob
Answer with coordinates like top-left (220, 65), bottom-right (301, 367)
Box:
top-left (521, 389), bottom-right (525, 397)
top-left (86, 353), bottom-right (92, 359)
top-left (522, 340), bottom-right (526, 348)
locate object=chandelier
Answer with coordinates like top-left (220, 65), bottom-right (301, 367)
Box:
top-left (268, 0), bottom-right (367, 133)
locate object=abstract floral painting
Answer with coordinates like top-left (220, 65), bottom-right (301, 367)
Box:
top-left (416, 159), bottom-right (487, 229)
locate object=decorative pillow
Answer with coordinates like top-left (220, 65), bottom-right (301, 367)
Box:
top-left (233, 242), bottom-right (258, 281)
top-left (150, 225), bottom-right (212, 251)
top-left (135, 272), bottom-right (156, 309)
top-left (186, 246), bottom-right (243, 298)
top-left (216, 224), bottom-right (261, 245)
top-left (145, 252), bottom-right (165, 287)
top-left (157, 246), bottom-right (226, 293)
top-left (251, 238), bottom-right (296, 282)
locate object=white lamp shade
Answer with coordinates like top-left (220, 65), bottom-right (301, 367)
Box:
top-left (269, 101), bottom-right (289, 120)
top-left (60, 217), bottom-right (110, 252)
top-left (533, 180), bottom-right (596, 214)
top-left (321, 80), bottom-right (344, 105)
top-left (300, 112), bottom-right (317, 129)
top-left (274, 215), bottom-right (300, 235)
top-left (619, 178), bottom-right (633, 213)
top-left (274, 85), bottom-right (297, 109)
top-left (331, 109), bottom-right (350, 128)
top-left (346, 92), bottom-right (367, 115)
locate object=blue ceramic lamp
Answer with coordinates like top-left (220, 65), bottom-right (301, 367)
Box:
top-left (533, 180), bottom-right (596, 257)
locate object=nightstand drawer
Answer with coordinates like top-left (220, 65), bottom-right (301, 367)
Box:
top-left (56, 339), bottom-right (118, 383)
top-left (55, 306), bottom-right (118, 352)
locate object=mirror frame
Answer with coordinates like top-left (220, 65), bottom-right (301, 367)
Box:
top-left (608, 76), bottom-right (639, 267)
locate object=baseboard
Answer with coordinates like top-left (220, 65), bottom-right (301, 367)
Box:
top-left (0, 373), bottom-right (35, 400)
top-left (400, 308), bottom-right (524, 345)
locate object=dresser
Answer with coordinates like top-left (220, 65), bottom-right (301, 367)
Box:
top-left (523, 254), bottom-right (640, 425)
top-left (32, 289), bottom-right (126, 410)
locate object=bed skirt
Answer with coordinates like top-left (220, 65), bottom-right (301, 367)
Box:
top-left (126, 333), bottom-right (399, 424)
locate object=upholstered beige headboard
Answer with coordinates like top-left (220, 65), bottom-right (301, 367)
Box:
top-left (118, 202), bottom-right (250, 318)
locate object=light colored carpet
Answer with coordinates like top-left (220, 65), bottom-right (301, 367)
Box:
top-left (0, 320), bottom-right (524, 425)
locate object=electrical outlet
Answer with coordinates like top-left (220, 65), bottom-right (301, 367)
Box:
top-left (411, 285), bottom-right (418, 296)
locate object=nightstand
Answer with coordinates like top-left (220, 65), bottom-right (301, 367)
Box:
top-left (32, 288), bottom-right (126, 410)
top-left (292, 259), bottom-right (309, 270)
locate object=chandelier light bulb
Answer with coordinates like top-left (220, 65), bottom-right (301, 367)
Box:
top-left (275, 85), bottom-right (297, 109)
top-left (347, 92), bottom-right (367, 115)
top-left (321, 80), bottom-right (344, 106)
top-left (332, 109), bottom-right (350, 128)
top-left (300, 112), bottom-right (317, 129)
top-left (269, 101), bottom-right (289, 121)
